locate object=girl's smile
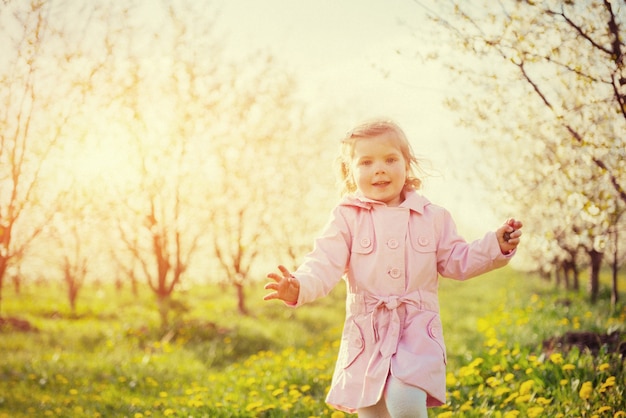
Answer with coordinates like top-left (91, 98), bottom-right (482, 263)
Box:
top-left (351, 133), bottom-right (408, 206)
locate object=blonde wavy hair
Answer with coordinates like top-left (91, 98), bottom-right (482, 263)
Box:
top-left (338, 119), bottom-right (424, 196)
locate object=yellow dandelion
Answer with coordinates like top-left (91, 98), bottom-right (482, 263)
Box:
top-left (495, 387), bottom-right (512, 396)
top-left (515, 394), bottom-right (532, 404)
top-left (289, 389), bottom-right (302, 399)
top-left (330, 412), bottom-right (345, 418)
top-left (597, 363), bottom-right (610, 372)
top-left (458, 366), bottom-right (473, 378)
top-left (549, 352), bottom-right (564, 364)
top-left (536, 397), bottom-right (552, 405)
top-left (460, 403), bottom-right (473, 412)
top-left (600, 376), bottom-right (616, 392)
top-left (492, 364), bottom-right (504, 373)
top-left (503, 391), bottom-right (519, 405)
top-left (519, 379), bottom-right (534, 396)
top-left (613, 411), bottom-right (626, 418)
top-left (503, 411), bottom-right (520, 418)
top-left (560, 379), bottom-right (569, 386)
top-left (469, 357), bottom-right (485, 368)
top-left (579, 381), bottom-right (593, 400)
top-left (446, 372), bottom-right (458, 386)
top-left (245, 401), bottom-right (264, 412)
top-left (562, 364), bottom-right (576, 371)
top-left (527, 407), bottom-right (544, 418)
top-left (437, 412), bottom-right (454, 418)
top-left (163, 409), bottom-right (175, 417)
top-left (504, 373), bottom-right (515, 382)
top-left (595, 406), bottom-right (611, 414)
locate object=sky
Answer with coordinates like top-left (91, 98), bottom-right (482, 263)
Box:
top-left (217, 0), bottom-right (499, 238)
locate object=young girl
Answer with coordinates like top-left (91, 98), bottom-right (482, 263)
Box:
top-left (264, 119), bottom-right (522, 418)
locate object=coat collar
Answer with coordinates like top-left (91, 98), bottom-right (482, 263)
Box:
top-left (339, 190), bottom-right (430, 214)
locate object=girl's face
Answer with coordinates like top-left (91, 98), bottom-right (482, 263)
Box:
top-left (350, 133), bottom-right (408, 207)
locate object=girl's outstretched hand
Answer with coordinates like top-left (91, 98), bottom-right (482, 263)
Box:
top-left (497, 218), bottom-right (523, 255)
top-left (264, 265), bottom-right (300, 305)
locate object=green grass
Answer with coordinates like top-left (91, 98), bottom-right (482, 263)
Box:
top-left (0, 268), bottom-right (624, 417)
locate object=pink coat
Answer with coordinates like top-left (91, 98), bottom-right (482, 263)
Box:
top-left (291, 190), bottom-right (513, 413)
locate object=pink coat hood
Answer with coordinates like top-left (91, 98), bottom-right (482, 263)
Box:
top-left (292, 190), bottom-right (513, 413)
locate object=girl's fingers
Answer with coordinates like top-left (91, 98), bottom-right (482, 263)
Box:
top-left (277, 265), bottom-right (291, 277)
top-left (266, 272), bottom-right (283, 283)
top-left (263, 292), bottom-right (278, 301)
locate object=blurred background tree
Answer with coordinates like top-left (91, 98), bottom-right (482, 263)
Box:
top-left (0, 0), bottom-right (107, 314)
top-left (1, 0), bottom-right (338, 327)
top-left (411, 0), bottom-right (625, 306)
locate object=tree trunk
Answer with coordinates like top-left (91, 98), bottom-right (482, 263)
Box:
top-left (131, 274), bottom-right (138, 296)
top-left (0, 257), bottom-right (6, 315)
top-left (588, 249), bottom-right (603, 304)
top-left (563, 262), bottom-right (571, 290)
top-left (157, 293), bottom-right (171, 329)
top-left (67, 276), bottom-right (80, 315)
top-left (612, 258), bottom-right (619, 307)
top-left (12, 274), bottom-right (21, 295)
top-left (572, 264), bottom-right (580, 291)
top-left (235, 282), bottom-right (248, 315)
top-left (555, 265), bottom-right (563, 288)
top-left (611, 227), bottom-right (619, 307)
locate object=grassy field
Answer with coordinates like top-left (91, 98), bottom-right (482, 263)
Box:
top-left (0, 268), bottom-right (624, 417)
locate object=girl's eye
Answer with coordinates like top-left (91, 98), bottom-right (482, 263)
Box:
top-left (359, 160), bottom-right (372, 166)
top-left (386, 157), bottom-right (398, 164)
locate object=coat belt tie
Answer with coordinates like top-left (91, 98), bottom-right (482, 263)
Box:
top-left (367, 292), bottom-right (420, 359)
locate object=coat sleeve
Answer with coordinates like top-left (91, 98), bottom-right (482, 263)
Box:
top-left (292, 205), bottom-right (352, 306)
top-left (435, 207), bottom-right (512, 280)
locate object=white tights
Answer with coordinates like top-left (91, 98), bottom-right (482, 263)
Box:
top-left (357, 375), bottom-right (428, 418)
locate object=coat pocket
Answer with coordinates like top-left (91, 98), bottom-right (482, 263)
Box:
top-left (409, 230), bottom-right (436, 253)
top-left (427, 314), bottom-right (447, 364)
top-left (339, 319), bottom-right (366, 369)
top-left (352, 235), bottom-right (374, 255)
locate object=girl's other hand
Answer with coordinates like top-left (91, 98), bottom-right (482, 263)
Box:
top-left (264, 265), bottom-right (300, 305)
top-left (497, 218), bottom-right (523, 255)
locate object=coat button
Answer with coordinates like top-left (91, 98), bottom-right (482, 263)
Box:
top-left (387, 238), bottom-right (398, 249)
top-left (418, 236), bottom-right (430, 246)
top-left (389, 267), bottom-right (401, 279)
top-left (360, 237), bottom-right (371, 248)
